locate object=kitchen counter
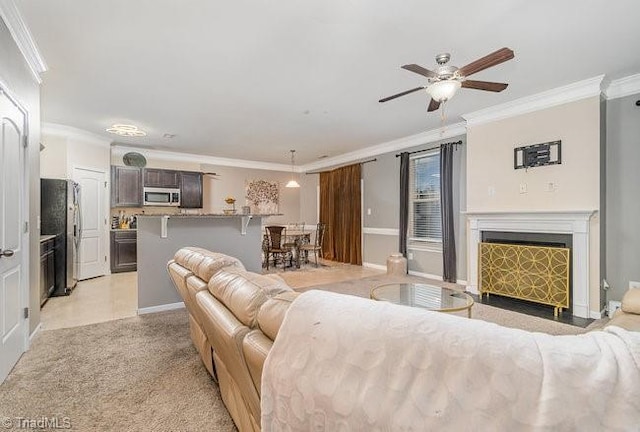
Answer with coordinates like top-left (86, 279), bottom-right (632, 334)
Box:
top-left (40, 234), bottom-right (56, 243)
top-left (136, 213), bottom-right (271, 313)
top-left (136, 213), bottom-right (281, 218)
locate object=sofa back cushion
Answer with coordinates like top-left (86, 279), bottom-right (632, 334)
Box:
top-left (257, 291), bottom-right (299, 341)
top-left (173, 247), bottom-right (245, 282)
top-left (208, 267), bottom-right (292, 328)
top-left (621, 288), bottom-right (640, 315)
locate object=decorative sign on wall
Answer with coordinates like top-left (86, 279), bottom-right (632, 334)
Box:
top-left (245, 179), bottom-right (279, 214)
top-left (514, 140), bottom-right (562, 170)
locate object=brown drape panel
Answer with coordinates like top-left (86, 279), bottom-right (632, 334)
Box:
top-left (319, 164), bottom-right (362, 265)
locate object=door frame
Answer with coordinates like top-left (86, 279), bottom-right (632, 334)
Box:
top-left (0, 78), bottom-right (31, 355)
top-left (72, 165), bottom-right (109, 278)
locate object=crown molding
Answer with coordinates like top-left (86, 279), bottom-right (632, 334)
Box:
top-left (300, 122), bottom-right (466, 172)
top-left (604, 73), bottom-right (640, 100)
top-left (42, 123), bottom-right (112, 147)
top-left (0, 0), bottom-right (47, 83)
top-left (111, 145), bottom-right (293, 172)
top-left (462, 75), bottom-right (605, 127)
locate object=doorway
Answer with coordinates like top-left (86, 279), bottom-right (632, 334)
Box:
top-left (73, 167), bottom-right (107, 280)
top-left (0, 86), bottom-right (28, 383)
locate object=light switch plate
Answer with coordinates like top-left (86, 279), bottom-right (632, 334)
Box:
top-left (519, 183), bottom-right (527, 194)
top-left (608, 300), bottom-right (622, 318)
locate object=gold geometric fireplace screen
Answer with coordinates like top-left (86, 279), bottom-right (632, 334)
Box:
top-left (479, 242), bottom-right (570, 317)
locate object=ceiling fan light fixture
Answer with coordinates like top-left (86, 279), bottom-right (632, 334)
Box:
top-left (426, 80), bottom-right (462, 102)
top-left (285, 149), bottom-right (300, 188)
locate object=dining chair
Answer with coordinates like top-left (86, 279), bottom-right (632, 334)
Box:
top-left (284, 221), bottom-right (306, 249)
top-left (300, 222), bottom-right (326, 267)
top-left (264, 226), bottom-right (291, 270)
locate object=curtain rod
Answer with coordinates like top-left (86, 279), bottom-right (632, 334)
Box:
top-left (395, 140), bottom-right (463, 157)
top-left (305, 158), bottom-right (377, 175)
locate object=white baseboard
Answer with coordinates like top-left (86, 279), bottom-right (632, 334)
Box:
top-left (362, 262), bottom-right (387, 271)
top-left (137, 301), bottom-right (185, 315)
top-left (408, 270), bottom-right (467, 286)
top-left (28, 322), bottom-right (42, 346)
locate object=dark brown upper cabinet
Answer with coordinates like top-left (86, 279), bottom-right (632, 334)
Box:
top-left (111, 166), bottom-right (143, 207)
top-left (180, 171), bottom-right (203, 208)
top-left (143, 168), bottom-right (180, 188)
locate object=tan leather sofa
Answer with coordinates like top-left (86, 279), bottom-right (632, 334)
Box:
top-left (167, 247), bottom-right (298, 432)
top-left (608, 287), bottom-right (640, 331)
top-left (168, 247), bottom-right (639, 431)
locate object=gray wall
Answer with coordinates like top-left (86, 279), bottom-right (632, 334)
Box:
top-left (361, 134), bottom-right (467, 282)
top-left (0, 20), bottom-right (42, 334)
top-left (599, 96), bottom-right (607, 309)
top-left (606, 93), bottom-right (640, 300)
top-left (137, 215), bottom-right (264, 309)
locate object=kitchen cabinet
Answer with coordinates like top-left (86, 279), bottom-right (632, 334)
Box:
top-left (111, 166), bottom-right (143, 207)
top-left (143, 168), bottom-right (180, 188)
top-left (110, 230), bottom-right (137, 273)
top-left (40, 236), bottom-right (55, 306)
top-left (180, 171), bottom-right (203, 208)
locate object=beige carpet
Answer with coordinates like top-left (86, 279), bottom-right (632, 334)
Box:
top-left (1, 272), bottom-right (609, 431)
top-left (0, 310), bottom-right (235, 432)
top-left (298, 273), bottom-right (608, 335)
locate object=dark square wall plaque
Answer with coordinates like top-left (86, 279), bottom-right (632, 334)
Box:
top-left (514, 140), bottom-right (561, 170)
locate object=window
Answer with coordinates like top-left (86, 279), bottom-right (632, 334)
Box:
top-left (409, 151), bottom-right (441, 245)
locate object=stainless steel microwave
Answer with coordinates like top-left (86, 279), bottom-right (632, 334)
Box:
top-left (143, 187), bottom-right (181, 206)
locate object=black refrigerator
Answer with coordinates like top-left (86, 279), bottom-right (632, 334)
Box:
top-left (41, 179), bottom-right (80, 296)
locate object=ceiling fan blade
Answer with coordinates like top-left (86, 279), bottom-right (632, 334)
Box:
top-left (401, 64), bottom-right (437, 78)
top-left (461, 80), bottom-right (509, 92)
top-left (427, 98), bottom-right (441, 112)
top-left (379, 86), bottom-right (425, 103)
top-left (458, 47), bottom-right (514, 77)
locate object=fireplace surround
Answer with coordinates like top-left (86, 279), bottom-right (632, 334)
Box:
top-left (466, 211), bottom-right (596, 318)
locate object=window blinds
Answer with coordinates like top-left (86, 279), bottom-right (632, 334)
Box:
top-left (409, 152), bottom-right (442, 243)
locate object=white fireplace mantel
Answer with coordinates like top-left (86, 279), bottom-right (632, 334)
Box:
top-left (465, 210), bottom-right (597, 318)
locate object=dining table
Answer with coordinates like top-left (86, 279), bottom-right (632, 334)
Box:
top-left (284, 230), bottom-right (311, 269)
top-left (262, 229), bottom-right (312, 269)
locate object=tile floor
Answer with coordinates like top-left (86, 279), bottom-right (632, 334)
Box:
top-left (40, 272), bottom-right (138, 330)
top-left (39, 260), bottom-right (384, 330)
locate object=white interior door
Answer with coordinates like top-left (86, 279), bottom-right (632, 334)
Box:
top-left (74, 168), bottom-right (106, 280)
top-left (0, 90), bottom-right (27, 383)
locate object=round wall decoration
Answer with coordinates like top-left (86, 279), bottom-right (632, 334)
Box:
top-left (122, 152), bottom-right (147, 167)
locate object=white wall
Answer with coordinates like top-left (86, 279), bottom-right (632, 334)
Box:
top-left (39, 135), bottom-right (67, 178)
top-left (466, 96), bottom-right (602, 312)
top-left (42, 125), bottom-right (111, 179)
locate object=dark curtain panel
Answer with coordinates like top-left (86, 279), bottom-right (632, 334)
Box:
top-left (319, 164), bottom-right (362, 265)
top-left (440, 143), bottom-right (457, 283)
top-left (319, 172), bottom-right (335, 260)
top-left (399, 152), bottom-right (410, 257)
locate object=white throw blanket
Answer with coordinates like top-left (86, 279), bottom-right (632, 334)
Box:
top-left (261, 290), bottom-right (640, 431)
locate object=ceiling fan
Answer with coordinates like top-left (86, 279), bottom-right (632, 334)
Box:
top-left (379, 47), bottom-right (515, 112)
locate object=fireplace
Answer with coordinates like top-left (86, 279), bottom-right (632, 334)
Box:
top-left (479, 231), bottom-right (572, 317)
top-left (466, 211), bottom-right (595, 318)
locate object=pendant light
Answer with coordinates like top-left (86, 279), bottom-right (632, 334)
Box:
top-left (285, 149), bottom-right (300, 188)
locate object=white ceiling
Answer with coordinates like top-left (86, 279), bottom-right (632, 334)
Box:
top-left (16, 0), bottom-right (640, 165)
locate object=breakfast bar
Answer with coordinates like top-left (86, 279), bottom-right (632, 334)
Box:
top-left (136, 213), bottom-right (279, 313)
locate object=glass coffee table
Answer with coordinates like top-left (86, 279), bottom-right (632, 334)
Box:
top-left (370, 283), bottom-right (474, 318)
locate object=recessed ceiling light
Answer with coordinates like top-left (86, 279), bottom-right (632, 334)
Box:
top-left (163, 133), bottom-right (176, 139)
top-left (106, 124), bottom-right (147, 137)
